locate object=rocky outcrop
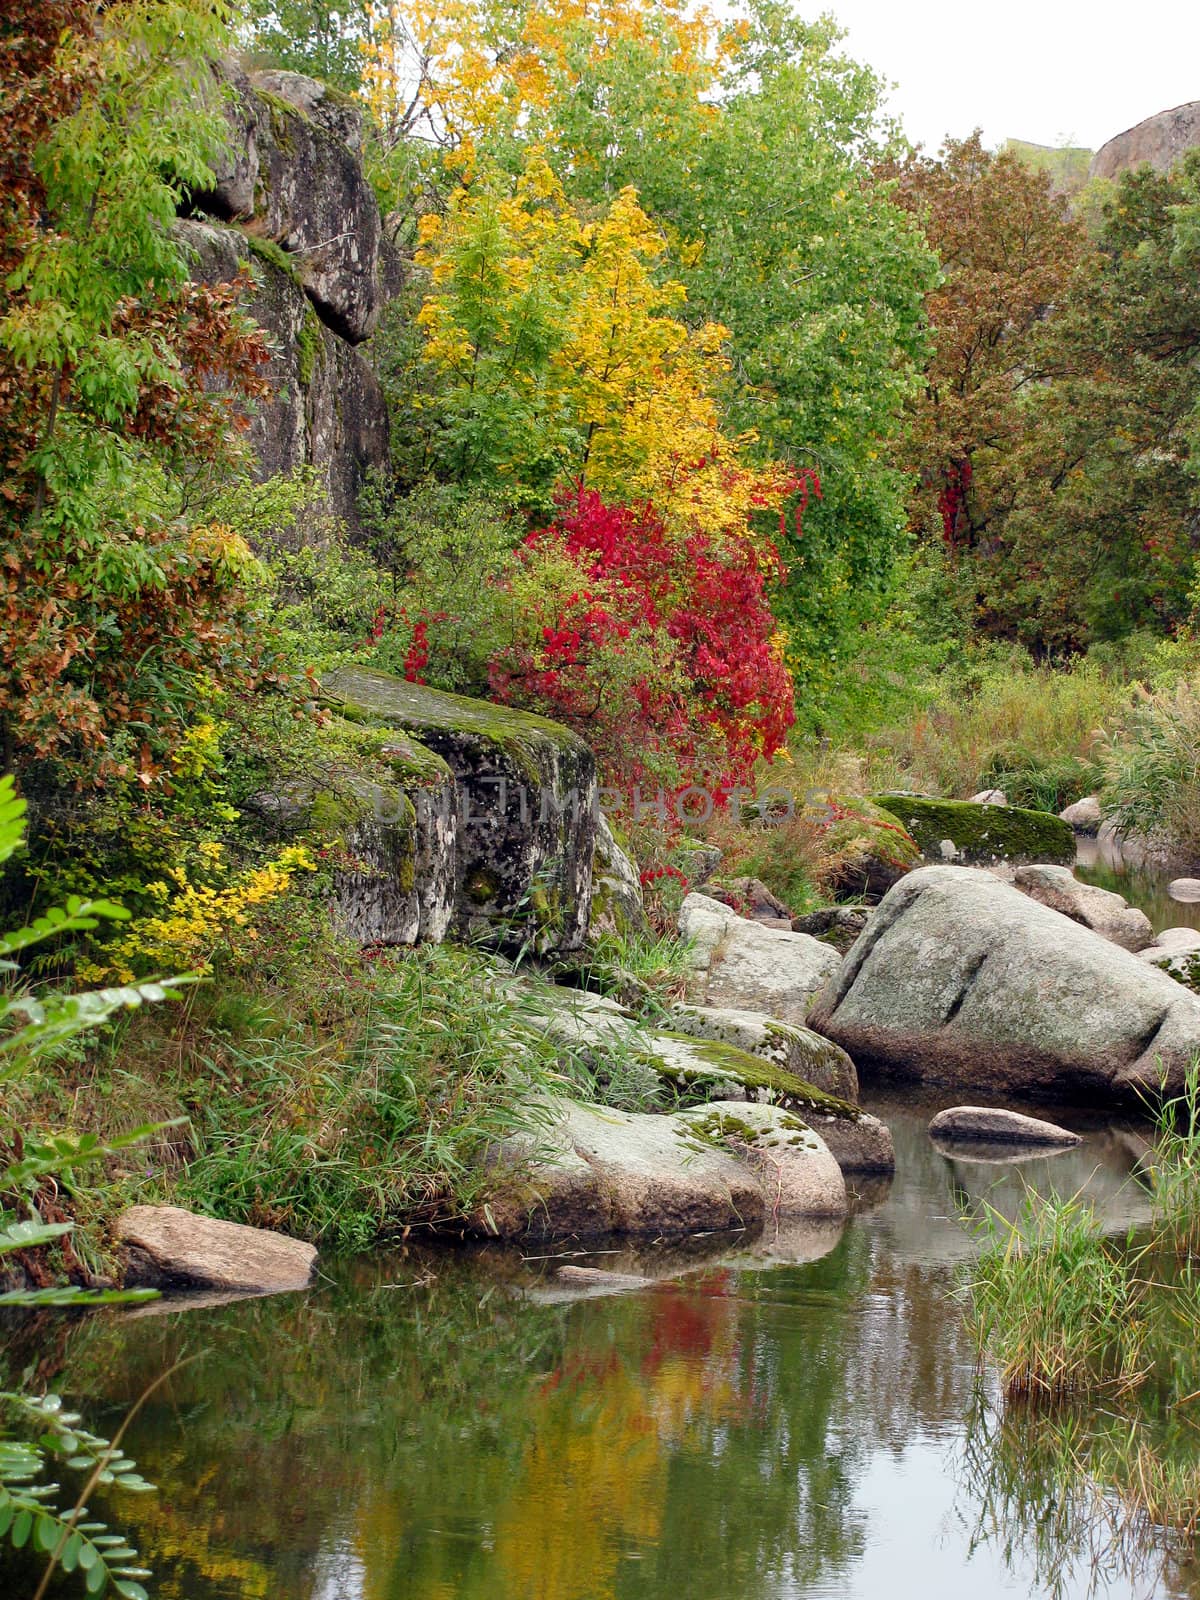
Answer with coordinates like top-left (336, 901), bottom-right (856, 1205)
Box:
top-left (1012, 864), bottom-right (1155, 953)
top-left (874, 794), bottom-right (1075, 867)
top-left (322, 665), bottom-right (597, 951)
top-left (178, 216), bottom-right (389, 531)
top-left (180, 63), bottom-right (396, 528)
top-left (1090, 102), bottom-right (1200, 181)
top-left (116, 1206), bottom-right (317, 1293)
top-left (808, 865), bottom-right (1200, 1100)
top-left (679, 892), bottom-right (841, 1023)
top-left (928, 1106), bottom-right (1081, 1147)
top-left (199, 64), bottom-right (384, 342)
top-left (791, 905), bottom-right (870, 953)
top-left (478, 1099), bottom-right (847, 1239)
top-left (520, 982), bottom-right (892, 1172)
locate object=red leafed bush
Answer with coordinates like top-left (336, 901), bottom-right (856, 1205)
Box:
top-left (487, 484), bottom-right (795, 791)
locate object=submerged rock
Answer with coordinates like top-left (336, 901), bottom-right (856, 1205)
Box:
top-left (116, 1206), bottom-right (317, 1294)
top-left (873, 794), bottom-right (1075, 867)
top-left (928, 1106), bottom-right (1081, 1147)
top-left (808, 865), bottom-right (1200, 1099)
top-left (322, 665), bottom-right (597, 951)
top-left (1012, 863), bottom-right (1155, 952)
top-left (678, 892), bottom-right (841, 1023)
top-left (479, 1099), bottom-right (847, 1239)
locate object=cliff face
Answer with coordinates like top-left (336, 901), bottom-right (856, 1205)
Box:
top-left (180, 64), bottom-right (396, 529)
top-left (1090, 101), bottom-right (1200, 181)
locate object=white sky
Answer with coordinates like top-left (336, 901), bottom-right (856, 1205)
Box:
top-left (822, 0), bottom-right (1200, 154)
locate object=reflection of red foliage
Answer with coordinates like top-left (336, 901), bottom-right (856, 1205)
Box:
top-left (489, 484), bottom-right (796, 789)
top-left (640, 1285), bottom-right (719, 1376)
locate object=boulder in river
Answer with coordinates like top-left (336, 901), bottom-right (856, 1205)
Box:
top-left (679, 892), bottom-right (841, 1024)
top-left (1169, 877), bottom-right (1200, 904)
top-left (667, 1002), bottom-right (858, 1100)
top-left (116, 1206), bottom-right (317, 1294)
top-left (873, 794), bottom-right (1075, 866)
top-left (1012, 863), bottom-right (1155, 952)
top-left (1060, 796), bottom-right (1103, 835)
top-left (479, 1099), bottom-right (847, 1239)
top-left (808, 865), bottom-right (1200, 1099)
top-left (928, 1106), bottom-right (1081, 1147)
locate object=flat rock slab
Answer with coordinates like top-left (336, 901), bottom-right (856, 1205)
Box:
top-left (480, 1099), bottom-right (847, 1240)
top-left (928, 1106), bottom-right (1082, 1147)
top-left (809, 865), bottom-right (1200, 1099)
top-left (679, 892), bottom-right (841, 1024)
top-left (117, 1206), bottom-right (317, 1294)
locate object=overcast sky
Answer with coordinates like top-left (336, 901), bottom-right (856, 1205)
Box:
top-left (822, 0), bottom-right (1200, 154)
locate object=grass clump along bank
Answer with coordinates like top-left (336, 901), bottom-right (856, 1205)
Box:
top-left (960, 1066), bottom-right (1200, 1574)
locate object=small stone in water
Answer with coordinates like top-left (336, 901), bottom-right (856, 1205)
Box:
top-left (1169, 878), bottom-right (1200, 904)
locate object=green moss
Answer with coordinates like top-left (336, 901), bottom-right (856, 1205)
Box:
top-left (650, 1033), bottom-right (860, 1121)
top-left (297, 306), bottom-right (323, 388)
top-left (257, 88), bottom-right (301, 150)
top-left (873, 793), bottom-right (1075, 866)
top-left (678, 1107), bottom-right (816, 1153)
top-left (245, 231), bottom-right (300, 285)
top-left (320, 665), bottom-right (589, 790)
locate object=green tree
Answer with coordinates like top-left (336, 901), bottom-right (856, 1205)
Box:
top-left (0, 0), bottom-right (276, 790)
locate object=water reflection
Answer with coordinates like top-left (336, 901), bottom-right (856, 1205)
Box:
top-left (5, 1107), bottom-right (1192, 1600)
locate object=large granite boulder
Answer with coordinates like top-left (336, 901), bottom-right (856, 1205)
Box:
top-left (874, 794), bottom-right (1075, 867)
top-left (322, 666), bottom-right (597, 950)
top-left (679, 892), bottom-right (841, 1023)
top-left (478, 1099), bottom-right (847, 1239)
top-left (116, 1206), bottom-right (317, 1293)
top-left (179, 218), bottom-right (388, 529)
top-left (809, 865), bottom-right (1200, 1099)
top-left (1090, 102), bottom-right (1200, 181)
top-left (518, 983), bottom-right (890, 1172)
top-left (199, 64), bottom-right (383, 342)
top-left (1012, 864), bottom-right (1155, 952)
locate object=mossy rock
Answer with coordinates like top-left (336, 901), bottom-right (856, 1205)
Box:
top-left (817, 795), bottom-right (921, 901)
top-left (320, 665), bottom-right (598, 952)
top-left (644, 1032), bottom-right (862, 1123)
top-left (872, 793), bottom-right (1075, 867)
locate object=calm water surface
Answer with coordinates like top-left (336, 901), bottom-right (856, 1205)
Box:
top-left (10, 1103), bottom-right (1197, 1600)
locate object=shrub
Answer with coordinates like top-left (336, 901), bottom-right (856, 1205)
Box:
top-left (1100, 681), bottom-right (1200, 855)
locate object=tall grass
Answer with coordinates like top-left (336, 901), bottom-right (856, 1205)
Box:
top-left (964, 1187), bottom-right (1147, 1402)
top-left (1100, 680), bottom-right (1200, 858)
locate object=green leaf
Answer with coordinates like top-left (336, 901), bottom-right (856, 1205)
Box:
top-left (11, 1507), bottom-right (32, 1547)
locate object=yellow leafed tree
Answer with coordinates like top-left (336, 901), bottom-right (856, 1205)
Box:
top-left (412, 156), bottom-right (795, 542)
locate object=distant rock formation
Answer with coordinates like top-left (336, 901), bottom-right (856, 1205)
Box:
top-left (180, 63), bottom-right (397, 528)
top-left (1090, 100), bottom-right (1200, 180)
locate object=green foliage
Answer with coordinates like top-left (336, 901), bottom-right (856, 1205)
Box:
top-left (239, 0), bottom-right (373, 91)
top-left (174, 945), bottom-right (563, 1247)
top-left (0, 774), bottom-right (189, 1595)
